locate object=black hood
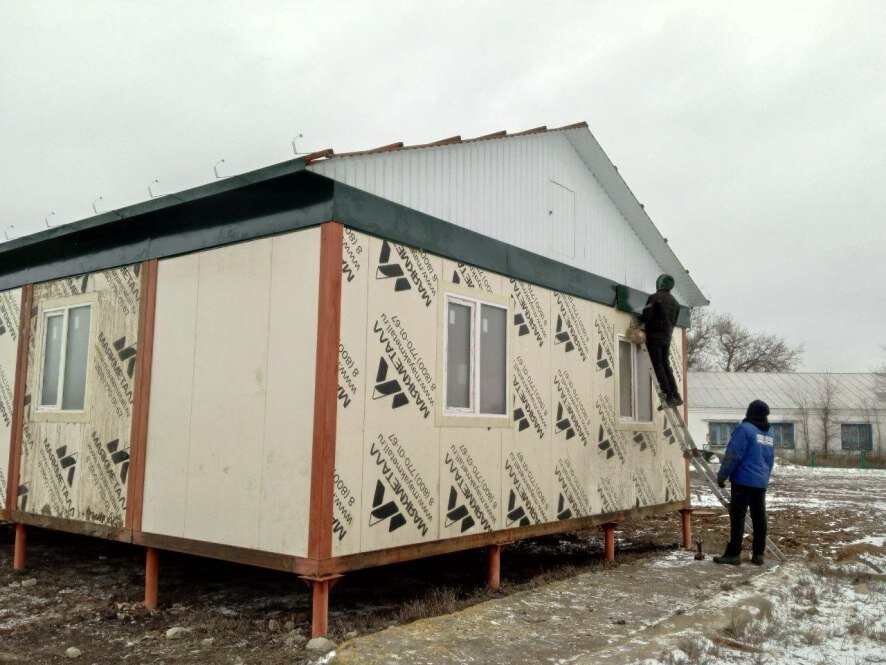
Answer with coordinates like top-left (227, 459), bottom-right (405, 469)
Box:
top-left (743, 399), bottom-right (770, 432)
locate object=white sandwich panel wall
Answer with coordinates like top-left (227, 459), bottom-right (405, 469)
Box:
top-left (308, 132), bottom-right (687, 303)
top-left (0, 288), bottom-right (23, 512)
top-left (17, 268), bottom-right (141, 526)
top-left (334, 229), bottom-right (687, 557)
top-left (141, 229), bottom-right (319, 557)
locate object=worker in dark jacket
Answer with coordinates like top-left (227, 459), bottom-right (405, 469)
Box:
top-left (641, 274), bottom-right (682, 407)
top-left (714, 400), bottom-right (775, 566)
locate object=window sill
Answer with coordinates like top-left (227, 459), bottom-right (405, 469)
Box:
top-left (615, 419), bottom-right (657, 433)
top-left (33, 409), bottom-right (92, 424)
top-left (436, 412), bottom-right (511, 429)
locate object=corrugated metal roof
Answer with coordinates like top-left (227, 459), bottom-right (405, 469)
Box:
top-left (689, 372), bottom-right (886, 411)
top-left (304, 122), bottom-right (708, 308)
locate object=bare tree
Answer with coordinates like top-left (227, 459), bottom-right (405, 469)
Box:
top-left (791, 388), bottom-right (814, 457)
top-left (688, 309), bottom-right (803, 372)
top-left (812, 372), bottom-right (840, 454)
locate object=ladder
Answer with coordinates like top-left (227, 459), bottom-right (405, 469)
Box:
top-left (659, 400), bottom-right (787, 562)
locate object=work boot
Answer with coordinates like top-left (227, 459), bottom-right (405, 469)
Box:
top-left (751, 554), bottom-right (765, 566)
top-left (713, 554), bottom-right (741, 566)
top-left (667, 395), bottom-right (684, 408)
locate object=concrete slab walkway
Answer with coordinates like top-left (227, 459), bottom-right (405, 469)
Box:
top-left (330, 550), bottom-right (777, 665)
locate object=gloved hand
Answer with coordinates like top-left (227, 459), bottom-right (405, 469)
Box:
top-left (717, 476), bottom-right (727, 488)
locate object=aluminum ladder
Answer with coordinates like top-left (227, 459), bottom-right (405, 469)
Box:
top-left (660, 400), bottom-right (787, 562)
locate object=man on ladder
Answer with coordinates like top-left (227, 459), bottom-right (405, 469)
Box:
top-left (641, 274), bottom-right (683, 407)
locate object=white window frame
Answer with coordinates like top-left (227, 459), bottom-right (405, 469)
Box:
top-left (37, 302), bottom-right (93, 414)
top-left (615, 335), bottom-right (656, 429)
top-left (442, 292), bottom-right (509, 419)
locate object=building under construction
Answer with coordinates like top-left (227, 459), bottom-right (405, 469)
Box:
top-left (0, 122), bottom-right (708, 636)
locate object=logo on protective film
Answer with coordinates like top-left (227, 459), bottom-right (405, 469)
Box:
top-left (105, 439), bottom-right (130, 484)
top-left (56, 445), bottom-right (77, 487)
top-left (554, 402), bottom-right (575, 440)
top-left (17, 483), bottom-right (29, 511)
top-left (663, 425), bottom-right (677, 446)
top-left (375, 241), bottom-right (411, 293)
top-left (596, 345), bottom-right (612, 378)
top-left (513, 312), bottom-right (530, 337)
top-left (372, 358), bottom-right (409, 409)
top-left (113, 337), bottom-right (137, 380)
top-left (368, 480), bottom-right (407, 532)
top-left (513, 405), bottom-right (530, 432)
top-left (445, 486), bottom-right (475, 533)
top-left (597, 425), bottom-right (615, 460)
top-left (505, 489), bottom-right (531, 528)
top-left (556, 493), bottom-right (573, 521)
top-left (554, 315), bottom-right (574, 353)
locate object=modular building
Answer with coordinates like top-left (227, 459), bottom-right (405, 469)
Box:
top-left (688, 371), bottom-right (886, 457)
top-left (0, 123), bottom-right (707, 635)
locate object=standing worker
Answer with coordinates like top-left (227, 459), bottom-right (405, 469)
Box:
top-left (641, 274), bottom-right (683, 407)
top-left (713, 400), bottom-right (775, 566)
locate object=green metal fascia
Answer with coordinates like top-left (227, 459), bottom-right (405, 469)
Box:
top-left (0, 168), bottom-right (690, 326)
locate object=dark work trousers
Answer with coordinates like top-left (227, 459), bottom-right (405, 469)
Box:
top-left (725, 482), bottom-right (768, 557)
top-left (647, 336), bottom-right (679, 398)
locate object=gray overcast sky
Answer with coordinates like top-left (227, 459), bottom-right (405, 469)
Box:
top-left (2, 1), bottom-right (884, 371)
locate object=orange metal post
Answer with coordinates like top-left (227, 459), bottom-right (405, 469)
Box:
top-left (603, 523), bottom-right (617, 561)
top-left (144, 547), bottom-right (159, 610)
top-left (312, 579), bottom-right (330, 638)
top-left (679, 509), bottom-right (694, 550)
top-left (13, 524), bottom-right (26, 570)
top-left (488, 544), bottom-right (503, 590)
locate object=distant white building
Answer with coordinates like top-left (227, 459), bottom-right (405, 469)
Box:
top-left (688, 372), bottom-right (886, 455)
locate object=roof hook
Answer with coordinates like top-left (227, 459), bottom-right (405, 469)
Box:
top-left (45, 212), bottom-right (57, 228)
top-left (214, 159), bottom-right (226, 178)
top-left (92, 196), bottom-right (104, 214)
top-left (3, 225), bottom-right (16, 240)
top-left (292, 134), bottom-right (304, 155)
top-left (148, 179), bottom-right (160, 198)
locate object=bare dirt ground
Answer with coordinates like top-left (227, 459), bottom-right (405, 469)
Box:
top-left (1, 461), bottom-right (884, 664)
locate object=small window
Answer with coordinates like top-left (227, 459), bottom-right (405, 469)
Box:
top-left (841, 424), bottom-right (872, 451)
top-left (707, 422), bottom-right (739, 445)
top-left (39, 304), bottom-right (92, 412)
top-left (617, 338), bottom-right (654, 424)
top-left (444, 294), bottom-right (507, 416)
top-left (770, 423), bottom-right (795, 448)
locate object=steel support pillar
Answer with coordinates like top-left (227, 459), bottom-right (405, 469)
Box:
top-left (300, 575), bottom-right (342, 638)
top-left (603, 522), bottom-right (617, 562)
top-left (13, 524), bottom-right (26, 570)
top-left (679, 509), bottom-right (694, 550)
top-left (144, 547), bottom-right (159, 610)
top-left (487, 544), bottom-right (503, 590)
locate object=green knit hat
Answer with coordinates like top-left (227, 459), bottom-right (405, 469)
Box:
top-left (656, 274), bottom-right (675, 290)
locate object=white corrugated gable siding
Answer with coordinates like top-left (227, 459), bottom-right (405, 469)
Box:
top-left (308, 132), bottom-right (686, 302)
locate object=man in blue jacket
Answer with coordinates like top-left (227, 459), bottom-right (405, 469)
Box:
top-left (713, 400), bottom-right (775, 566)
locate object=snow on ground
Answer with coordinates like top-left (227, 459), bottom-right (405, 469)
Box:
top-left (629, 560), bottom-right (886, 665)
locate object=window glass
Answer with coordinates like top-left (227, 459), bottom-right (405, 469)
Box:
top-left (708, 422), bottom-right (738, 445)
top-left (636, 347), bottom-right (653, 422)
top-left (41, 314), bottom-right (65, 407)
top-left (841, 424), bottom-right (872, 451)
top-left (618, 340), bottom-right (633, 419)
top-left (479, 304), bottom-right (507, 415)
top-left (61, 305), bottom-right (91, 410)
top-left (446, 301), bottom-right (472, 409)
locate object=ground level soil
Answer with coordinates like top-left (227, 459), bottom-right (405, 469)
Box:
top-left (1, 462), bottom-right (884, 664)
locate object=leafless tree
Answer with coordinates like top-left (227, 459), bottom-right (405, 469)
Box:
top-left (812, 372), bottom-right (840, 454)
top-left (688, 309), bottom-right (803, 372)
top-left (791, 388), bottom-right (814, 456)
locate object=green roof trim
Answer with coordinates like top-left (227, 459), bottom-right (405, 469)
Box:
top-left (0, 166), bottom-right (691, 327)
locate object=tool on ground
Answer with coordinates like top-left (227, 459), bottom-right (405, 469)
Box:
top-left (658, 397), bottom-right (788, 563)
top-left (694, 540), bottom-right (705, 560)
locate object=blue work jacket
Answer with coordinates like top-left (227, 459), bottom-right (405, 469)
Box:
top-left (717, 422), bottom-right (775, 489)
